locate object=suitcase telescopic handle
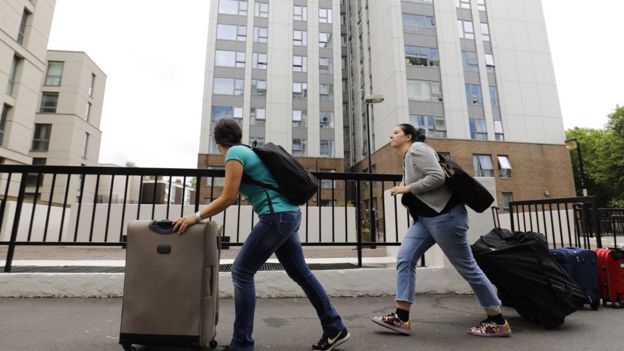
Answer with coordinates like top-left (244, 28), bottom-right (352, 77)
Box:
top-left (148, 220), bottom-right (177, 234)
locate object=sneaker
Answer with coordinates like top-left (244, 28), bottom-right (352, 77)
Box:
top-left (312, 327), bottom-right (351, 351)
top-left (371, 313), bottom-right (411, 335)
top-left (467, 319), bottom-right (512, 337)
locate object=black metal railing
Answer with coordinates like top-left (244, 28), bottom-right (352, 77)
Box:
top-left (1, 164), bottom-right (409, 272)
top-left (508, 196), bottom-right (603, 249)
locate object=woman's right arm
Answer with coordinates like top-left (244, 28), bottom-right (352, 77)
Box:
top-left (172, 159), bottom-right (243, 234)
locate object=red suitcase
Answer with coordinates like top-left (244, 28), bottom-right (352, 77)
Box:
top-left (593, 248), bottom-right (624, 307)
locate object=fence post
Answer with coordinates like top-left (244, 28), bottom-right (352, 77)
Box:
top-left (356, 180), bottom-right (362, 267)
top-left (4, 172), bottom-right (27, 273)
top-left (590, 198), bottom-right (603, 248)
top-left (509, 203), bottom-right (515, 232)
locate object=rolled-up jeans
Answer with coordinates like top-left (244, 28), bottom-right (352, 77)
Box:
top-left (229, 211), bottom-right (344, 351)
top-left (396, 204), bottom-right (501, 309)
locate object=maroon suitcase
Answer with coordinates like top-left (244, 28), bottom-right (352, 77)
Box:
top-left (593, 248), bottom-right (624, 307)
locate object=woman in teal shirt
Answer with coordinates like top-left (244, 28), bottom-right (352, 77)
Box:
top-left (173, 119), bottom-right (349, 351)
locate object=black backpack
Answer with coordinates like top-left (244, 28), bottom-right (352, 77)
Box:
top-left (241, 142), bottom-right (318, 205)
top-left (438, 153), bottom-right (494, 213)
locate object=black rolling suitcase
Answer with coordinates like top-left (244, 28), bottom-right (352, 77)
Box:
top-left (551, 247), bottom-right (600, 310)
top-left (472, 228), bottom-right (586, 329)
top-left (119, 220), bottom-right (220, 350)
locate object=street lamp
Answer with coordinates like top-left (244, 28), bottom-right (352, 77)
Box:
top-left (565, 138), bottom-right (587, 197)
top-left (364, 94), bottom-right (384, 247)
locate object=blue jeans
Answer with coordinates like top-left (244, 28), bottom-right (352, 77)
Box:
top-left (396, 204), bottom-right (501, 309)
top-left (229, 211), bottom-right (344, 351)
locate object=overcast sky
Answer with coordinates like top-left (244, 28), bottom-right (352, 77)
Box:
top-left (47, 0), bottom-right (624, 168)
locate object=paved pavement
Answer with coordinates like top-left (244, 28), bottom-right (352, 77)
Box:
top-left (1, 294), bottom-right (621, 351)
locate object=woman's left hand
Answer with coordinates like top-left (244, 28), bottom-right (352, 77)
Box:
top-left (389, 185), bottom-right (410, 196)
top-left (172, 214), bottom-right (198, 234)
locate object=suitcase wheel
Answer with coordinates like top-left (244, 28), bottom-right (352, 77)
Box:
top-left (209, 339), bottom-right (218, 349)
top-left (121, 344), bottom-right (135, 351)
top-left (590, 299), bottom-right (600, 310)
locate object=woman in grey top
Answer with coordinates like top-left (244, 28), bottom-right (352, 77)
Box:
top-left (371, 124), bottom-right (512, 337)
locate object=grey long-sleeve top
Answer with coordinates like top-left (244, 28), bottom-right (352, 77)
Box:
top-left (402, 142), bottom-right (453, 213)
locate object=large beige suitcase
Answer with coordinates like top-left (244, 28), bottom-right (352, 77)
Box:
top-left (119, 220), bottom-right (219, 350)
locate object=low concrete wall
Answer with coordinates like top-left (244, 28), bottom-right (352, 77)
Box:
top-left (0, 266), bottom-right (473, 298)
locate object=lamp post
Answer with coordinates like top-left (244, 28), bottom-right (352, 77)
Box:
top-left (364, 95), bottom-right (384, 247)
top-left (565, 138), bottom-right (587, 197)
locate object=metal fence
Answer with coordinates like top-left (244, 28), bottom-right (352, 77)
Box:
top-left (508, 196), bottom-right (604, 249)
top-left (1, 164), bottom-right (409, 272)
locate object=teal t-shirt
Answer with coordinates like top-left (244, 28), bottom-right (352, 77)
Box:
top-left (225, 145), bottom-right (299, 215)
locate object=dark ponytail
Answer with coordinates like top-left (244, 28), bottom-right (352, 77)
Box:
top-left (398, 123), bottom-right (426, 143)
top-left (214, 118), bottom-right (242, 147)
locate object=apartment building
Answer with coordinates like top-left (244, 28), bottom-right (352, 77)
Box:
top-left (199, 0), bottom-right (574, 212)
top-left (346, 0), bottom-right (575, 212)
top-left (1, 0), bottom-right (56, 165)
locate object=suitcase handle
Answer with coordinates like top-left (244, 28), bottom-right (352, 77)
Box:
top-left (148, 220), bottom-right (177, 234)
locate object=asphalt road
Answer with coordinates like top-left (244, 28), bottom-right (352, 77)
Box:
top-left (1, 295), bottom-right (621, 351)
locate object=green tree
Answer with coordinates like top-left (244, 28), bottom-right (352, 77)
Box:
top-left (607, 105), bottom-right (624, 137)
top-left (566, 107), bottom-right (624, 207)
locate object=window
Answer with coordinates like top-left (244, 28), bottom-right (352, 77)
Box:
top-left (293, 30), bottom-right (307, 46)
top-left (6, 56), bottom-right (21, 96)
top-left (0, 104), bottom-right (11, 146)
top-left (292, 138), bottom-right (307, 156)
top-left (405, 46), bottom-right (439, 67)
top-left (341, 34), bottom-right (347, 47)
top-left (252, 53), bottom-right (267, 69)
top-left (206, 166), bottom-right (225, 186)
top-left (320, 169), bottom-right (336, 189)
top-left (409, 115), bottom-right (447, 138)
top-left (293, 56), bottom-right (308, 72)
top-left (319, 32), bottom-right (332, 47)
top-left (294, 5), bottom-right (307, 21)
top-left (320, 84), bottom-right (333, 101)
top-left (403, 0), bottom-right (433, 3)
top-left (216, 24), bottom-right (246, 41)
top-left (32, 124), bottom-right (52, 151)
top-left (462, 51), bottom-right (479, 72)
top-left (213, 78), bottom-right (244, 95)
top-left (320, 111), bottom-right (334, 128)
top-left (250, 107), bottom-right (266, 125)
top-left (494, 120), bottom-right (504, 141)
top-left (465, 83), bottom-right (483, 105)
top-left (293, 82), bottom-right (308, 98)
top-left (320, 140), bottom-right (335, 157)
top-left (254, 2), bottom-right (268, 17)
top-left (40, 92), bottom-right (59, 113)
top-left (253, 27), bottom-right (268, 43)
top-left (489, 86), bottom-right (499, 107)
top-left (498, 155), bottom-right (512, 178)
top-left (407, 80), bottom-right (443, 102)
top-left (319, 8), bottom-right (332, 23)
top-left (469, 118), bottom-right (487, 140)
top-left (502, 192), bottom-right (513, 212)
top-left (402, 14), bottom-right (435, 35)
top-left (319, 58), bottom-right (333, 74)
top-left (82, 132), bottom-right (90, 159)
top-left (218, 0), bottom-right (248, 15)
top-left (251, 80), bottom-right (267, 96)
top-left (455, 0), bottom-right (470, 9)
top-left (473, 154), bottom-right (494, 177)
top-left (17, 9), bottom-right (31, 44)
top-left (292, 110), bottom-right (307, 127)
top-left (211, 106), bottom-right (243, 123)
top-left (85, 102), bottom-right (92, 121)
top-left (485, 54), bottom-right (495, 72)
top-left (481, 23), bottom-right (490, 41)
top-left (457, 20), bottom-right (475, 39)
top-left (45, 61), bottom-right (64, 86)
top-left (89, 73), bottom-right (96, 96)
top-left (215, 50), bottom-right (245, 68)
top-left (478, 0), bottom-right (487, 11)
top-left (26, 158), bottom-right (46, 187)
